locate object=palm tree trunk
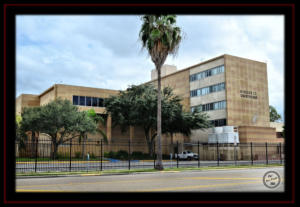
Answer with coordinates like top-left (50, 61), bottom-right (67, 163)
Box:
top-left (155, 66), bottom-right (164, 170)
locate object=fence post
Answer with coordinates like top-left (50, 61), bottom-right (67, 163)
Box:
top-left (153, 141), bottom-right (156, 169)
top-left (279, 142), bottom-right (282, 164)
top-left (176, 141), bottom-right (179, 168)
top-left (34, 138), bottom-right (38, 173)
top-left (234, 143), bottom-right (237, 166)
top-left (128, 140), bottom-right (131, 170)
top-left (217, 142), bottom-right (220, 166)
top-left (69, 139), bottom-right (72, 172)
top-left (198, 141), bottom-right (200, 168)
top-left (100, 139), bottom-right (103, 171)
top-left (250, 142), bottom-right (253, 165)
top-left (265, 142), bottom-right (268, 165)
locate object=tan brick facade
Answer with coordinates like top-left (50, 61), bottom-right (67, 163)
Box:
top-left (224, 54), bottom-right (270, 127)
top-left (16, 94), bottom-right (40, 115)
top-left (16, 54), bottom-right (283, 154)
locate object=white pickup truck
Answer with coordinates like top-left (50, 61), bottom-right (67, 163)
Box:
top-left (174, 150), bottom-right (198, 160)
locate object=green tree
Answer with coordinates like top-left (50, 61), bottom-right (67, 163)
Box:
top-left (104, 84), bottom-right (211, 156)
top-left (269, 105), bottom-right (282, 122)
top-left (139, 15), bottom-right (182, 170)
top-left (163, 110), bottom-right (211, 149)
top-left (19, 107), bottom-right (42, 157)
top-left (16, 115), bottom-right (27, 151)
top-left (20, 99), bottom-right (98, 159)
top-left (79, 109), bottom-right (107, 159)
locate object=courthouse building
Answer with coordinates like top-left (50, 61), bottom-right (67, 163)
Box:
top-left (16, 54), bottom-right (284, 152)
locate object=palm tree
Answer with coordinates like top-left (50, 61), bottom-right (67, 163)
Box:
top-left (139, 15), bottom-right (182, 170)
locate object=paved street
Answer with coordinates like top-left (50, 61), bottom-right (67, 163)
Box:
top-left (16, 166), bottom-right (284, 192)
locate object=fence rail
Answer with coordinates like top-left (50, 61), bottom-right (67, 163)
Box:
top-left (15, 140), bottom-right (284, 173)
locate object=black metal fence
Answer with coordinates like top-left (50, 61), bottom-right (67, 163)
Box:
top-left (15, 140), bottom-right (284, 173)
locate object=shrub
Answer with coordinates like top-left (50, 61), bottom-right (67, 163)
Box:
top-left (162, 154), bottom-right (170, 160)
top-left (108, 151), bottom-right (117, 158)
top-left (56, 152), bottom-right (69, 160)
top-left (104, 152), bottom-right (110, 158)
top-left (90, 152), bottom-right (96, 159)
top-left (75, 151), bottom-right (81, 159)
top-left (116, 150), bottom-right (128, 160)
top-left (131, 151), bottom-right (144, 159)
top-left (104, 151), bottom-right (118, 159)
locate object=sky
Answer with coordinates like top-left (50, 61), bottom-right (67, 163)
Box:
top-left (16, 15), bottom-right (284, 121)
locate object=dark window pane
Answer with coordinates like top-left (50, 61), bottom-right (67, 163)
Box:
top-left (86, 97), bottom-right (92, 106)
top-left (215, 120), bottom-right (218, 127)
top-left (92, 97), bottom-right (97, 106)
top-left (98, 98), bottom-right (103, 107)
top-left (73, 96), bottom-right (79, 105)
top-left (80, 96), bottom-right (85, 106)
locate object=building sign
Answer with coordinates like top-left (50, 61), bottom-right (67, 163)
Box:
top-left (240, 90), bottom-right (257, 99)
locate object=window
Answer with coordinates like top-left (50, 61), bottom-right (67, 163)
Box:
top-left (211, 119), bottom-right (227, 127)
top-left (73, 95), bottom-right (104, 107)
top-left (92, 97), bottom-right (97, 106)
top-left (190, 82), bottom-right (225, 98)
top-left (214, 102), bottom-right (219, 110)
top-left (205, 70), bottom-right (211, 77)
top-left (192, 101), bottom-right (226, 112)
top-left (98, 98), bottom-right (104, 107)
top-left (73, 96), bottom-right (79, 105)
top-left (197, 89), bottom-right (201, 96)
top-left (189, 65), bottom-right (225, 82)
top-left (201, 87), bottom-right (210, 95)
top-left (190, 90), bottom-right (197, 97)
top-left (79, 96), bottom-right (85, 106)
top-left (211, 68), bottom-right (217, 75)
top-left (86, 97), bottom-right (92, 106)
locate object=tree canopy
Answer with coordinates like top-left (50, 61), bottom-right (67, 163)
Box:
top-left (19, 99), bottom-right (99, 159)
top-left (269, 105), bottom-right (282, 122)
top-left (104, 84), bottom-right (211, 155)
top-left (139, 15), bottom-right (182, 69)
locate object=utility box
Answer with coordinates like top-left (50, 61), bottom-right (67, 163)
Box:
top-left (208, 126), bottom-right (239, 144)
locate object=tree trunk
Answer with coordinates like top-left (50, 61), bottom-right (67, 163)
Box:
top-left (147, 140), bottom-right (154, 157)
top-left (51, 141), bottom-right (58, 160)
top-left (170, 133), bottom-right (174, 154)
top-left (82, 135), bottom-right (87, 160)
top-left (155, 66), bottom-right (164, 170)
top-left (31, 131), bottom-right (35, 158)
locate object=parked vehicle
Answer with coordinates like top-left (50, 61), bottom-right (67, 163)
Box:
top-left (175, 150), bottom-right (198, 160)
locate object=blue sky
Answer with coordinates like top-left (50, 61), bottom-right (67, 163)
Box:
top-left (16, 15), bottom-right (284, 121)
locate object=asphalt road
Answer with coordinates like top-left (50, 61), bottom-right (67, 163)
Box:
top-left (16, 166), bottom-right (284, 192)
top-left (16, 160), bottom-right (283, 173)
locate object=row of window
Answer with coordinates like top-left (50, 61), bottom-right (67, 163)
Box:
top-left (190, 82), bottom-right (225, 97)
top-left (73, 95), bottom-right (104, 107)
top-left (210, 119), bottom-right (227, 127)
top-left (190, 65), bottom-right (225, 82)
top-left (191, 100), bottom-right (226, 112)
